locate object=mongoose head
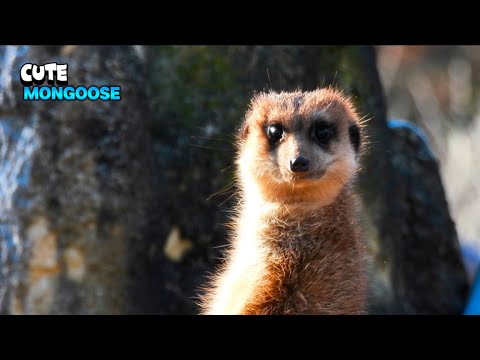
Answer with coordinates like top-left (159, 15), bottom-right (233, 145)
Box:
top-left (237, 88), bottom-right (362, 205)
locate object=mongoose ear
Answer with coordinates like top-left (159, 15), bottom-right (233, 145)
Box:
top-left (238, 122), bottom-right (249, 141)
top-left (348, 124), bottom-right (361, 154)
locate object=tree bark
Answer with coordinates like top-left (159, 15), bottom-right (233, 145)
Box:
top-left (0, 45), bottom-right (152, 314)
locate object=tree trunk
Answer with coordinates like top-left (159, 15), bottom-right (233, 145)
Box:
top-left (0, 45), bottom-right (468, 314)
top-left (0, 45), bottom-right (153, 314)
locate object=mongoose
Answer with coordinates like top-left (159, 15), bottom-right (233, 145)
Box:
top-left (200, 88), bottom-right (367, 314)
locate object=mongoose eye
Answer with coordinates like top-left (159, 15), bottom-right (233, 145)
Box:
top-left (313, 122), bottom-right (335, 146)
top-left (267, 124), bottom-right (284, 142)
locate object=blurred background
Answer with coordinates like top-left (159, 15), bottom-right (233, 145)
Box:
top-left (0, 45), bottom-right (475, 314)
top-left (377, 45), bottom-right (480, 278)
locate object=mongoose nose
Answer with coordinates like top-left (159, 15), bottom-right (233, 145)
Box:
top-left (290, 156), bottom-right (309, 173)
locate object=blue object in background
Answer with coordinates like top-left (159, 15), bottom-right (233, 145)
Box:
top-left (462, 243), bottom-right (480, 280)
top-left (387, 119), bottom-right (435, 159)
top-left (465, 270), bottom-right (480, 315)
top-left (462, 244), bottom-right (480, 314)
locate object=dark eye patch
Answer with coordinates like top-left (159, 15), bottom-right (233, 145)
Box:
top-left (312, 120), bottom-right (336, 148)
top-left (348, 124), bottom-right (361, 153)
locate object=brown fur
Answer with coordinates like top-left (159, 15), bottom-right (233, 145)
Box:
top-left (199, 87), bottom-right (367, 314)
